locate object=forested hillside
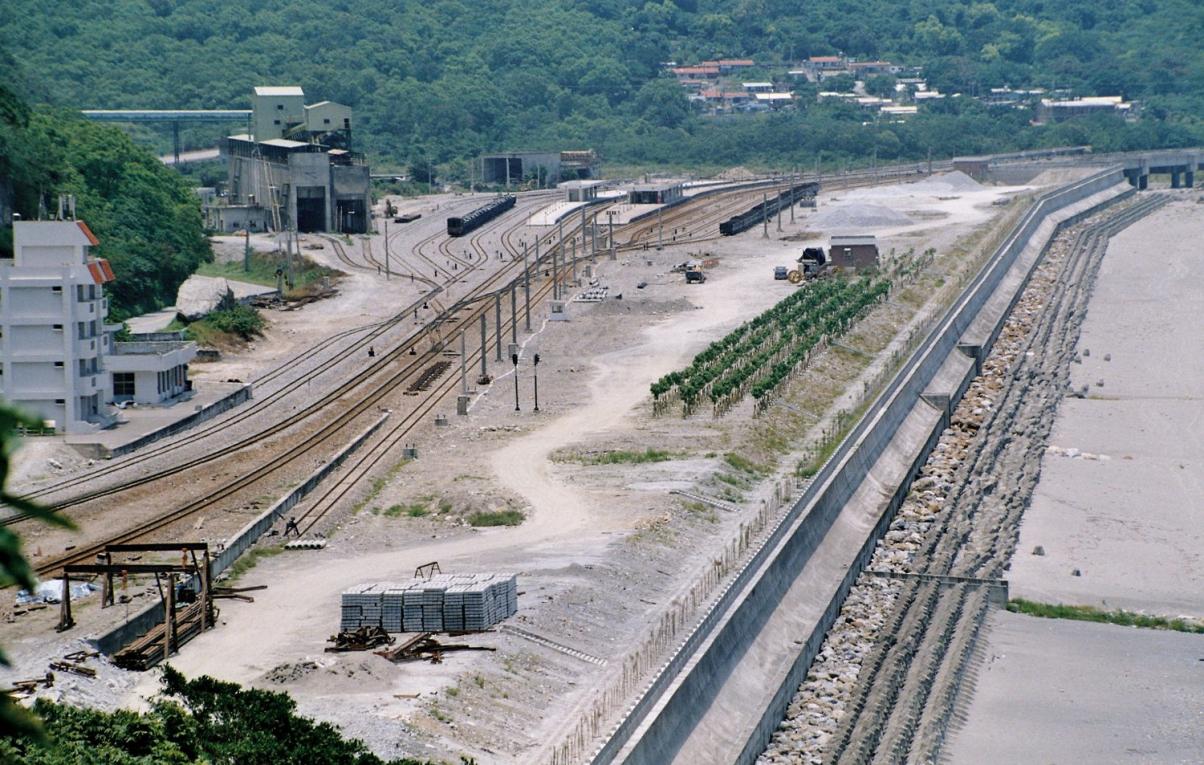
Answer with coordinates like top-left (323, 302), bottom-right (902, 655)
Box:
top-left (2, 0), bottom-right (1201, 175)
top-left (0, 60), bottom-right (210, 318)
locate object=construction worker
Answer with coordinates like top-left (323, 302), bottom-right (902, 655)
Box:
top-left (368, 346), bottom-right (376, 358)
top-left (284, 517), bottom-right (300, 537)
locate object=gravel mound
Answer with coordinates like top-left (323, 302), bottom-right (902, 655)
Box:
top-left (910, 170), bottom-right (984, 193)
top-left (812, 203), bottom-right (914, 229)
top-left (849, 171), bottom-right (985, 200)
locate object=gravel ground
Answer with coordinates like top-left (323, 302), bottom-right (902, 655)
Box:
top-left (4, 179), bottom-right (1026, 763)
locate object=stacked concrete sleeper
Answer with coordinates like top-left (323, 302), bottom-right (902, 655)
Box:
top-left (341, 573), bottom-right (518, 633)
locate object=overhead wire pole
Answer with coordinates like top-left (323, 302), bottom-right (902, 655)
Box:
top-left (762, 192), bottom-right (769, 238)
top-left (460, 330), bottom-right (468, 394)
top-left (524, 246), bottom-right (532, 331)
top-left (510, 282), bottom-right (518, 344)
top-left (494, 294), bottom-right (503, 361)
top-left (479, 314), bottom-right (488, 379)
top-left (608, 210), bottom-right (616, 261)
top-left (384, 218), bottom-right (390, 279)
top-left (522, 243), bottom-right (531, 331)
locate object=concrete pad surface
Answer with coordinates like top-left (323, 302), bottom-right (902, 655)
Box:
top-left (1008, 200), bottom-right (1204, 618)
top-left (946, 610), bottom-right (1204, 765)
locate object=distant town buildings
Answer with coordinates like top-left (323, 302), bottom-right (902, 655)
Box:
top-left (1, 219), bottom-right (196, 433)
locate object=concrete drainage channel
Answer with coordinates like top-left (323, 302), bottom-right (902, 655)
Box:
top-left (588, 167), bottom-right (1137, 765)
top-left (763, 194), bottom-right (1170, 764)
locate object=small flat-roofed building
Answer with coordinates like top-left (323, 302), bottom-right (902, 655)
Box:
top-left (829, 235), bottom-right (879, 272)
top-left (1037, 96), bottom-right (1134, 123)
top-left (808, 55), bottom-right (847, 71)
top-left (252, 85), bottom-right (305, 143)
top-left (628, 182), bottom-right (684, 205)
top-left (481, 151), bottom-right (561, 188)
top-left (560, 180), bottom-right (605, 202)
top-left (754, 92), bottom-right (795, 108)
top-left (560, 149), bottom-right (598, 179)
top-left (304, 101), bottom-right (353, 138)
top-left (849, 60), bottom-right (901, 76)
top-left (743, 82), bottom-right (774, 93)
top-left (105, 335), bottom-right (196, 405)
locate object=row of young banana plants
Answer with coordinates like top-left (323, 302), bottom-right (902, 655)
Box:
top-left (651, 274), bottom-right (892, 417)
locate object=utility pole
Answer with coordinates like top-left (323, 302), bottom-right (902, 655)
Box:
top-left (243, 228), bottom-right (251, 273)
top-left (286, 228), bottom-right (295, 288)
top-left (384, 218), bottom-right (390, 279)
top-left (479, 314), bottom-right (488, 379)
top-left (460, 331), bottom-right (468, 394)
top-left (657, 207), bottom-right (663, 250)
top-left (551, 242), bottom-right (559, 300)
top-left (494, 294), bottom-right (503, 361)
top-left (762, 192), bottom-right (769, 238)
top-left (510, 283), bottom-right (517, 344)
top-left (522, 243), bottom-right (531, 330)
top-left (524, 258), bottom-right (532, 330)
top-left (608, 210), bottom-right (616, 260)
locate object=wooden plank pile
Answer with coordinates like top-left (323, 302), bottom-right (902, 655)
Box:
top-left (112, 600), bottom-right (215, 671)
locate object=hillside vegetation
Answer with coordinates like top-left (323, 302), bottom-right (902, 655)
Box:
top-left (1, 0), bottom-right (1200, 178)
top-left (0, 66), bottom-right (211, 318)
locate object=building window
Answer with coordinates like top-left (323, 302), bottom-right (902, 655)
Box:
top-left (277, 104), bottom-right (284, 110)
top-left (113, 372), bottom-right (135, 397)
top-left (53, 361), bottom-right (63, 368)
top-left (51, 286), bottom-right (62, 293)
top-left (52, 324), bottom-right (62, 331)
top-left (323, 118), bottom-right (331, 124)
top-left (54, 399), bottom-right (64, 404)
top-left (273, 119), bottom-right (281, 125)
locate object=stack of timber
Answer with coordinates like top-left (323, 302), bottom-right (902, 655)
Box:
top-left (112, 600), bottom-right (216, 671)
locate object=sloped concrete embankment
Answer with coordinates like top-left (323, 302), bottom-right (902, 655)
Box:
top-left (594, 167), bottom-right (1132, 765)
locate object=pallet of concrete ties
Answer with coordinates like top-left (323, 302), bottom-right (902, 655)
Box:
top-left (112, 600), bottom-right (214, 671)
top-left (341, 573), bottom-right (517, 634)
top-left (573, 286), bottom-right (609, 303)
top-left (326, 626), bottom-right (394, 652)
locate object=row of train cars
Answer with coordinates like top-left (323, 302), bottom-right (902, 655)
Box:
top-left (440, 180), bottom-right (818, 239)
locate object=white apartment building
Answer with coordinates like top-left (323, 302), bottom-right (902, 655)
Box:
top-left (1, 221), bottom-right (113, 433)
top-left (2, 220), bottom-right (196, 434)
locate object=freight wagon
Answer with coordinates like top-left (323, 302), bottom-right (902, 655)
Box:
top-left (719, 182), bottom-right (819, 236)
top-left (447, 195), bottom-right (517, 236)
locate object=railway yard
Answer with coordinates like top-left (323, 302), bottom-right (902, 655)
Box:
top-left (2, 156), bottom-right (1202, 765)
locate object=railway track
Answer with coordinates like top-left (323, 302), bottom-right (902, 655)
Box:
top-left (10, 202), bottom-right (545, 515)
top-left (815, 194), bottom-right (1168, 765)
top-left (17, 189), bottom-right (615, 574)
top-left (16, 174), bottom-right (932, 578)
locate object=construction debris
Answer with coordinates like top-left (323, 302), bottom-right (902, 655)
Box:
top-left (326, 626), bottom-right (394, 652)
top-left (341, 573), bottom-right (518, 633)
top-left (375, 633), bottom-right (497, 664)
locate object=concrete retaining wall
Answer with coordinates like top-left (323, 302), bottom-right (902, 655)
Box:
top-left (597, 167), bottom-right (1128, 764)
top-left (106, 385), bottom-right (253, 459)
top-left (91, 413), bottom-right (389, 655)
